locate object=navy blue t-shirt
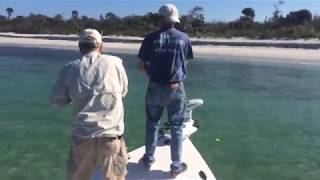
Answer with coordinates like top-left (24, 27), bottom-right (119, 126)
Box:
top-left (138, 27), bottom-right (193, 83)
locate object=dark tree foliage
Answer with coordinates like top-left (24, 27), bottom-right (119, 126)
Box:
top-left (272, 0), bottom-right (285, 21)
top-left (0, 6), bottom-right (319, 39)
top-left (286, 9), bottom-right (312, 25)
top-left (72, 10), bottom-right (79, 20)
top-left (54, 14), bottom-right (63, 21)
top-left (238, 7), bottom-right (255, 27)
top-left (189, 6), bottom-right (205, 28)
top-left (242, 8), bottom-right (255, 19)
top-left (312, 15), bottom-right (320, 31)
top-left (0, 15), bottom-right (6, 21)
top-left (6, 7), bottom-right (14, 20)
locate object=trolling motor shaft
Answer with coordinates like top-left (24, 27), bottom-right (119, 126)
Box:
top-left (185, 99), bottom-right (204, 122)
top-left (158, 99), bottom-right (205, 145)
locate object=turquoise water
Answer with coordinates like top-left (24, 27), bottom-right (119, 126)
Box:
top-left (0, 47), bottom-right (320, 180)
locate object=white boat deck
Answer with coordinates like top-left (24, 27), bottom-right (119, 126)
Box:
top-left (92, 138), bottom-right (215, 180)
top-left (126, 138), bottom-right (216, 180)
top-left (92, 99), bottom-right (215, 180)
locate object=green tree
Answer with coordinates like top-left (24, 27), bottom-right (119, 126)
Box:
top-left (272, 0), bottom-right (285, 21)
top-left (99, 14), bottom-right (104, 21)
top-left (72, 10), bottom-right (79, 20)
top-left (54, 14), bottom-right (63, 21)
top-left (312, 15), bottom-right (320, 31)
top-left (180, 15), bottom-right (193, 31)
top-left (71, 10), bottom-right (80, 32)
top-left (105, 12), bottom-right (122, 24)
top-left (0, 15), bottom-right (7, 21)
top-left (286, 9), bottom-right (312, 25)
top-left (240, 7), bottom-right (255, 27)
top-left (6, 7), bottom-right (14, 20)
top-left (189, 6), bottom-right (205, 28)
top-left (242, 8), bottom-right (255, 19)
top-left (102, 12), bottom-right (123, 34)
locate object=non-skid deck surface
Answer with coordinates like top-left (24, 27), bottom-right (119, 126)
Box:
top-left (92, 138), bottom-right (215, 180)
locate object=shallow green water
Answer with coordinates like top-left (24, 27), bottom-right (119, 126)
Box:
top-left (0, 47), bottom-right (320, 180)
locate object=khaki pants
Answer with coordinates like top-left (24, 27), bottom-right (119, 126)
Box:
top-left (67, 136), bottom-right (128, 180)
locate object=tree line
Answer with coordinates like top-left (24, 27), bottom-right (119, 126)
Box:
top-left (1, 2), bottom-right (320, 39)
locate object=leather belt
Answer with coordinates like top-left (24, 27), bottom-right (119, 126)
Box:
top-left (101, 135), bottom-right (123, 140)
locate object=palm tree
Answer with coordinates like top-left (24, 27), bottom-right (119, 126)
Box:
top-left (6, 7), bottom-right (14, 20)
top-left (72, 10), bottom-right (78, 20)
top-left (242, 8), bottom-right (255, 19)
top-left (71, 10), bottom-right (80, 32)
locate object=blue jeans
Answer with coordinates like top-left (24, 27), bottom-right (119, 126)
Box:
top-left (143, 81), bottom-right (186, 173)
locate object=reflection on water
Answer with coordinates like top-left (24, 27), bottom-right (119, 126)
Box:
top-left (0, 47), bottom-right (319, 180)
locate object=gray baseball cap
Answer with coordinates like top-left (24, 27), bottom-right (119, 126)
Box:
top-left (79, 29), bottom-right (102, 44)
top-left (158, 4), bottom-right (180, 23)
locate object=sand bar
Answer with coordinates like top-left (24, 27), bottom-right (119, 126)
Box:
top-left (1, 36), bottom-right (320, 64)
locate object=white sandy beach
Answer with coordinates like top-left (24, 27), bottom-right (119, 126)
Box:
top-left (1, 35), bottom-right (320, 64)
top-left (1, 32), bottom-right (320, 44)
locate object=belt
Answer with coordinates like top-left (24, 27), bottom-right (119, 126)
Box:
top-left (101, 135), bottom-right (123, 140)
top-left (150, 81), bottom-right (182, 86)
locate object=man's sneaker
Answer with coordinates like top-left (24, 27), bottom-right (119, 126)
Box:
top-left (138, 157), bottom-right (152, 171)
top-left (170, 162), bottom-right (188, 178)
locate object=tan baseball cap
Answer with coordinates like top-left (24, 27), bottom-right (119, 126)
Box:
top-left (158, 4), bottom-right (180, 23)
top-left (79, 29), bottom-right (102, 44)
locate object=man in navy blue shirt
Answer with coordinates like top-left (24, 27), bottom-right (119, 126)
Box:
top-left (138, 4), bottom-right (193, 177)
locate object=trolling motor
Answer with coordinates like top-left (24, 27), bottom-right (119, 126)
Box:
top-left (158, 98), bottom-right (204, 145)
top-left (183, 99), bottom-right (204, 137)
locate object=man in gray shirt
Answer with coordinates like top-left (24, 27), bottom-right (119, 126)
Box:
top-left (50, 29), bottom-right (128, 180)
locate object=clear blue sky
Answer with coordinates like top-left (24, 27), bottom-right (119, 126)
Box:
top-left (0, 0), bottom-right (319, 22)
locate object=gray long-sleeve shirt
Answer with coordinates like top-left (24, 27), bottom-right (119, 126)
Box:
top-left (50, 51), bottom-right (128, 139)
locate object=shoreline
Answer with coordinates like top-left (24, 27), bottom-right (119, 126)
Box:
top-left (1, 32), bottom-right (320, 49)
top-left (1, 36), bottom-right (320, 64)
